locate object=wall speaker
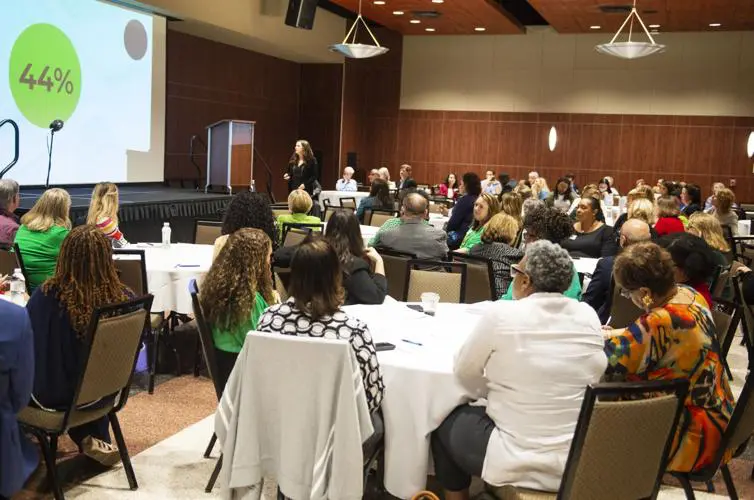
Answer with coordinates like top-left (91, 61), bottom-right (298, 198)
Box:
top-left (285, 0), bottom-right (318, 30)
top-left (346, 151), bottom-right (358, 169)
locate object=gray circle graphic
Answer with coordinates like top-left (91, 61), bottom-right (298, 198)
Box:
top-left (124, 20), bottom-right (148, 60)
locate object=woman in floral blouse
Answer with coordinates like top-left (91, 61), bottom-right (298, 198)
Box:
top-left (604, 241), bottom-right (734, 473)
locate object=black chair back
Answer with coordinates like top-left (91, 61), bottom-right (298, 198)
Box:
top-left (0, 246), bottom-right (18, 277)
top-left (452, 253), bottom-right (495, 302)
top-left (113, 249), bottom-right (150, 296)
top-left (375, 247), bottom-right (416, 301)
top-left (12, 243), bottom-right (30, 294)
top-left (194, 220), bottom-right (223, 245)
top-left (190, 279), bottom-right (224, 401)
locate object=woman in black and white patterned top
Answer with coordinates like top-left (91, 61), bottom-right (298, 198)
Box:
top-left (258, 238), bottom-right (384, 413)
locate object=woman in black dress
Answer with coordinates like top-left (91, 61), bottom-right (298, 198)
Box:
top-left (284, 139), bottom-right (319, 195)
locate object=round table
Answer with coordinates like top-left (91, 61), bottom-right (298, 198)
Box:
top-left (119, 243), bottom-right (214, 313)
top-left (343, 299), bottom-right (490, 498)
top-left (319, 190), bottom-right (369, 210)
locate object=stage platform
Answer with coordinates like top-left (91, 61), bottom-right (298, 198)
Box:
top-left (19, 185), bottom-right (233, 243)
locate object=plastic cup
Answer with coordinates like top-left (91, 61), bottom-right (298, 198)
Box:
top-left (421, 292), bottom-right (440, 315)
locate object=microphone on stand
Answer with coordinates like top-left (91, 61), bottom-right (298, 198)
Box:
top-left (46, 119), bottom-right (64, 188)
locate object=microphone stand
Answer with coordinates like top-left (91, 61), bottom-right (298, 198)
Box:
top-left (45, 130), bottom-right (56, 189)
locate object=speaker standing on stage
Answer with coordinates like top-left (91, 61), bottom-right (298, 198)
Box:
top-left (284, 140), bottom-right (319, 195)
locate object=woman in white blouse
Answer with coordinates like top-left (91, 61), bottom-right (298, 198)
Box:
top-left (431, 240), bottom-right (607, 498)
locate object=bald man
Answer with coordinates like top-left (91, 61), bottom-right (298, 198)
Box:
top-left (368, 192), bottom-right (448, 260)
top-left (582, 218), bottom-right (652, 324)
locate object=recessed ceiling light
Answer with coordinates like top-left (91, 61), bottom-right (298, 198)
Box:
top-left (410, 19), bottom-right (421, 24)
top-left (373, 0), bottom-right (385, 4)
top-left (393, 10), bottom-right (404, 15)
top-left (649, 24), bottom-right (660, 28)
top-left (425, 28), bottom-right (435, 32)
top-left (432, 0), bottom-right (444, 3)
top-left (590, 25), bottom-right (601, 29)
top-left (474, 27), bottom-right (486, 32)
top-left (709, 22), bottom-right (722, 27)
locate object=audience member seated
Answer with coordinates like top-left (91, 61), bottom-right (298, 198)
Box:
top-left (704, 182), bottom-right (725, 212)
top-left (654, 195), bottom-right (685, 236)
top-left (432, 240), bottom-right (606, 498)
top-left (687, 211), bottom-right (733, 269)
top-left (258, 238), bottom-right (385, 425)
top-left (481, 170), bottom-right (502, 196)
top-left (446, 172), bottom-right (481, 250)
top-left (582, 219), bottom-right (651, 324)
top-left (378, 167), bottom-right (396, 190)
top-left (604, 242), bottom-right (734, 473)
top-left (457, 193), bottom-right (500, 253)
top-left (87, 182), bottom-right (128, 248)
top-left (528, 171), bottom-right (539, 185)
top-left (214, 191), bottom-right (277, 260)
top-left (513, 183), bottom-right (532, 201)
top-left (681, 183), bottom-right (703, 218)
top-left (14, 188), bottom-right (71, 291)
top-left (397, 179), bottom-right (418, 206)
top-left (566, 183), bottom-right (607, 218)
top-left (522, 198), bottom-right (544, 219)
top-left (335, 166), bottom-right (357, 192)
top-left (369, 193), bottom-right (448, 260)
top-left (469, 213), bottom-right (523, 297)
top-left (397, 164), bottom-right (413, 191)
top-left (612, 185), bottom-right (654, 234)
top-left (325, 211), bottom-right (387, 305)
top-left (437, 172), bottom-right (459, 200)
top-left (275, 189), bottom-right (322, 244)
top-left (500, 206), bottom-right (580, 300)
top-left (367, 168), bottom-right (379, 185)
top-left (0, 300), bottom-right (35, 499)
top-left (711, 187), bottom-right (739, 236)
top-left (202, 228), bottom-right (277, 387)
top-left (565, 172), bottom-right (578, 194)
top-left (545, 177), bottom-right (577, 213)
top-left (560, 196), bottom-right (618, 258)
top-left (657, 232), bottom-right (716, 308)
top-left (500, 192), bottom-right (523, 229)
top-left (532, 176), bottom-right (550, 201)
top-left (498, 173), bottom-right (516, 195)
top-left (598, 177), bottom-right (619, 200)
top-left (356, 179), bottom-right (393, 223)
top-left (27, 225), bottom-right (133, 466)
top-left (0, 179), bottom-right (21, 248)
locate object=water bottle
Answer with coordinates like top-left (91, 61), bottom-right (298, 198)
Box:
top-left (161, 222), bottom-right (172, 249)
top-left (9, 268), bottom-right (25, 305)
top-left (251, 179), bottom-right (256, 192)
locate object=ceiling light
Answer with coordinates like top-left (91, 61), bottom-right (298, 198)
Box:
top-left (595, 0), bottom-right (665, 59)
top-left (475, 27), bottom-right (486, 32)
top-left (393, 10), bottom-right (404, 15)
top-left (425, 28), bottom-right (435, 32)
top-left (432, 0), bottom-right (444, 3)
top-left (709, 23), bottom-right (722, 27)
top-left (590, 25), bottom-right (601, 29)
top-left (373, 0), bottom-right (385, 4)
top-left (410, 19), bottom-right (421, 24)
top-left (329, 0), bottom-right (389, 59)
top-left (649, 24), bottom-right (660, 28)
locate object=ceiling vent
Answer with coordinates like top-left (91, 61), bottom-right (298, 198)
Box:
top-left (411, 11), bottom-right (442, 19)
top-left (598, 5), bottom-right (633, 14)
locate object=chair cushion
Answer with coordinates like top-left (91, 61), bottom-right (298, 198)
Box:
top-left (18, 402), bottom-right (114, 432)
top-left (488, 485), bottom-right (556, 500)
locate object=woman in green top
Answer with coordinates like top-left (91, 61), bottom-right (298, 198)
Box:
top-left (457, 193), bottom-right (500, 253)
top-left (200, 228), bottom-right (278, 387)
top-left (14, 188), bottom-right (71, 291)
top-left (275, 189), bottom-right (322, 244)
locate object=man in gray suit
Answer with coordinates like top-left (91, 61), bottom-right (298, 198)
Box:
top-left (369, 192), bottom-right (448, 260)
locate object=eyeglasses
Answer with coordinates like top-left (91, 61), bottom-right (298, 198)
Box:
top-left (510, 264), bottom-right (526, 278)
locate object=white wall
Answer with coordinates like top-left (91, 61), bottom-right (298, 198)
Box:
top-left (401, 27), bottom-right (754, 116)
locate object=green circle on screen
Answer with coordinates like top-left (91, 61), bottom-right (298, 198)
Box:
top-left (9, 23), bottom-right (82, 128)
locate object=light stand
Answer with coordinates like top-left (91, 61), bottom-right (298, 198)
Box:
top-left (46, 119), bottom-right (64, 188)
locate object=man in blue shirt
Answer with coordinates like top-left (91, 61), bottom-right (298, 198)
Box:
top-left (335, 167), bottom-right (357, 192)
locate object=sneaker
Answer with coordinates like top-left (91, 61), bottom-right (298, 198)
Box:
top-left (82, 436), bottom-right (121, 467)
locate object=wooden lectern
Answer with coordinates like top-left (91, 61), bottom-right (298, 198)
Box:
top-left (206, 120), bottom-right (255, 193)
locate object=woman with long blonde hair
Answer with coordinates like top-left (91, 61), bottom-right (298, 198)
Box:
top-left (458, 193), bottom-right (501, 252)
top-left (500, 192), bottom-right (523, 228)
top-left (688, 213), bottom-right (733, 293)
top-left (14, 188), bottom-right (72, 291)
top-left (27, 225), bottom-right (132, 465)
top-left (200, 228), bottom-right (277, 385)
top-left (87, 182), bottom-right (128, 247)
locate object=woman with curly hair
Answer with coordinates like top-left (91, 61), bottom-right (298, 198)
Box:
top-left (86, 182), bottom-right (128, 247)
top-left (213, 191), bottom-right (277, 259)
top-left (201, 228), bottom-right (277, 385)
top-left (27, 225), bottom-right (132, 466)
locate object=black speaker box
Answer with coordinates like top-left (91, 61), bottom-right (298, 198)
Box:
top-left (285, 0), bottom-right (318, 30)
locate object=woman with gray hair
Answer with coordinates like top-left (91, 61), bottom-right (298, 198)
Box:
top-left (431, 239), bottom-right (606, 499)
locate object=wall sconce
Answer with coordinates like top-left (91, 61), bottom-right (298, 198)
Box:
top-left (748, 131), bottom-right (754, 158)
top-left (548, 126), bottom-right (558, 152)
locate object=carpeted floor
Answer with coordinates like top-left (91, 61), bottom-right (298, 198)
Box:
top-left (11, 376), bottom-right (217, 500)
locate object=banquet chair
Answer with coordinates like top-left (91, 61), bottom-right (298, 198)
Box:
top-left (452, 253), bottom-right (495, 303)
top-left (189, 279), bottom-right (225, 492)
top-left (491, 379), bottom-right (688, 500)
top-left (340, 197), bottom-right (357, 209)
top-left (672, 372), bottom-right (754, 499)
top-left (710, 299), bottom-right (740, 381)
top-left (0, 246), bottom-right (18, 276)
top-left (193, 220), bottom-right (223, 245)
top-left (607, 281), bottom-right (643, 329)
top-left (271, 203), bottom-right (290, 219)
top-left (732, 275), bottom-right (754, 368)
top-left (370, 209), bottom-right (399, 228)
top-left (18, 295), bottom-right (153, 500)
top-left (112, 249), bottom-right (169, 394)
top-left (273, 271), bottom-right (290, 301)
top-left (282, 225), bottom-right (319, 247)
top-left (324, 206), bottom-right (355, 223)
top-left (404, 260), bottom-right (467, 303)
top-left (375, 247), bottom-right (416, 301)
top-left (12, 243), bottom-right (30, 294)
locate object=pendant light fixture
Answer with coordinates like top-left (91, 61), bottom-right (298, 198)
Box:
top-left (595, 0), bottom-right (665, 59)
top-left (329, 0), bottom-right (389, 59)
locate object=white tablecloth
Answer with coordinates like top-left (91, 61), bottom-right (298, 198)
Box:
top-left (319, 190), bottom-right (369, 210)
top-left (118, 243), bottom-right (214, 313)
top-left (428, 213), bottom-right (448, 230)
top-left (343, 299), bottom-right (491, 498)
